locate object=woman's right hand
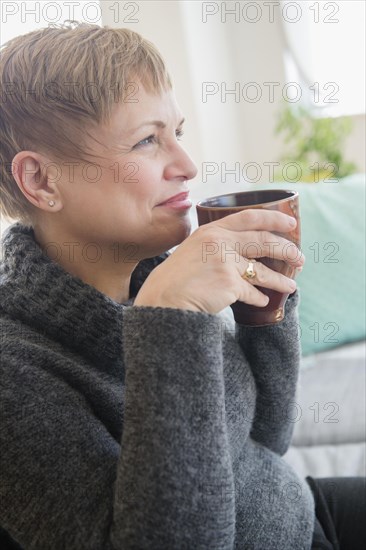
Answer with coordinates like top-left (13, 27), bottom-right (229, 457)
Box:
top-left (133, 209), bottom-right (305, 315)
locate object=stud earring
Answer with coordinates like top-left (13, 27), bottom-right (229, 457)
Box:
top-left (48, 200), bottom-right (55, 207)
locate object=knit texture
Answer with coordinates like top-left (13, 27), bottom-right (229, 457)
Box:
top-left (0, 222), bottom-right (315, 549)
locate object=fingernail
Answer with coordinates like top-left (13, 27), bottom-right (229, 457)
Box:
top-left (289, 217), bottom-right (297, 226)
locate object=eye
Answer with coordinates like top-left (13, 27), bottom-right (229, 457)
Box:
top-left (133, 135), bottom-right (158, 148)
top-left (133, 129), bottom-right (185, 149)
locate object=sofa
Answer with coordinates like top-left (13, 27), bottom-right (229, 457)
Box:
top-left (187, 173), bottom-right (366, 479)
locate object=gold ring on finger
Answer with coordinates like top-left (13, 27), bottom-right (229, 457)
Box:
top-left (242, 259), bottom-right (257, 280)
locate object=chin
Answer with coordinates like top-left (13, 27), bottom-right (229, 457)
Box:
top-left (150, 217), bottom-right (192, 257)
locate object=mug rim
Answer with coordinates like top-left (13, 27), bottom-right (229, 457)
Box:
top-left (196, 189), bottom-right (299, 209)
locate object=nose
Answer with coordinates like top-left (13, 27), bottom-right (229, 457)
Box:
top-left (165, 143), bottom-right (198, 182)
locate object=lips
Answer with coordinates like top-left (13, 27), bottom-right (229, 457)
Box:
top-left (157, 192), bottom-right (190, 205)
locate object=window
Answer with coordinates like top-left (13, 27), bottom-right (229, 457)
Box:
top-left (280, 0), bottom-right (365, 117)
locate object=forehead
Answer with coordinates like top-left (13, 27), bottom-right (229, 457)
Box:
top-left (111, 83), bottom-right (182, 136)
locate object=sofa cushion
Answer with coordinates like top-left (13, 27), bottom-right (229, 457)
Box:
top-left (285, 339), bottom-right (366, 478)
top-left (292, 340), bottom-right (366, 446)
top-left (284, 442), bottom-right (366, 478)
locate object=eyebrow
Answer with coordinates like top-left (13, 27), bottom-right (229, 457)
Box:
top-left (130, 117), bottom-right (185, 135)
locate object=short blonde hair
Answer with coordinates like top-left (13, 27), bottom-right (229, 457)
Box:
top-left (0, 21), bottom-right (172, 225)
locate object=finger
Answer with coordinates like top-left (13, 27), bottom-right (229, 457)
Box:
top-left (237, 230), bottom-right (304, 265)
top-left (214, 208), bottom-right (297, 234)
top-left (237, 271), bottom-right (270, 307)
top-left (238, 258), bottom-right (297, 294)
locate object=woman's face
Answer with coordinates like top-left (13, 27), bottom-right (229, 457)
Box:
top-left (54, 81), bottom-right (198, 259)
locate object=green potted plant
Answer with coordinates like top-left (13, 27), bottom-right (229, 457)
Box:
top-left (274, 103), bottom-right (356, 182)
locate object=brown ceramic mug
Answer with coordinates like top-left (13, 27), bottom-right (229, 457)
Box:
top-left (196, 189), bottom-right (301, 326)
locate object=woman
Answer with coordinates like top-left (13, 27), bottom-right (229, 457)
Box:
top-left (0, 22), bottom-right (364, 550)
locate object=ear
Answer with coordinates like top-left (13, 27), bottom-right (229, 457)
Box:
top-left (11, 151), bottom-right (62, 212)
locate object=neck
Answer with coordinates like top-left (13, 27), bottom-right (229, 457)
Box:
top-left (33, 224), bottom-right (138, 304)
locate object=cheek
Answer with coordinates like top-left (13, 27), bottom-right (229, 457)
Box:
top-left (117, 162), bottom-right (141, 189)
top-left (118, 161), bottom-right (161, 201)
top-left (61, 161), bottom-right (161, 216)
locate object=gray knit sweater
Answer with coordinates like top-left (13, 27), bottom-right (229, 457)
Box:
top-left (0, 222), bottom-right (315, 550)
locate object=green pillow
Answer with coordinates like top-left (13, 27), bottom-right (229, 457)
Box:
top-left (248, 174), bottom-right (366, 356)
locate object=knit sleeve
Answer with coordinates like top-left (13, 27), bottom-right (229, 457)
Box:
top-left (234, 290), bottom-right (302, 456)
top-left (115, 306), bottom-right (236, 549)
top-left (0, 309), bottom-right (236, 550)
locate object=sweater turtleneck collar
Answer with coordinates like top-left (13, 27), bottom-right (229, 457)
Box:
top-left (0, 222), bottom-right (170, 367)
